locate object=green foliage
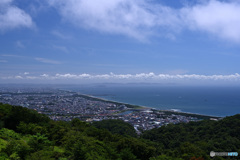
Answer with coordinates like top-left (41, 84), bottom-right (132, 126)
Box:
top-left (71, 118), bottom-right (90, 132)
top-left (26, 150), bottom-right (55, 160)
top-left (0, 138), bottom-right (8, 152)
top-left (72, 136), bottom-right (117, 160)
top-left (0, 152), bottom-right (9, 160)
top-left (0, 103), bottom-right (240, 160)
top-left (0, 120), bottom-right (4, 129)
top-left (0, 104), bottom-right (50, 131)
top-left (47, 121), bottom-right (70, 145)
top-left (92, 119), bottom-right (137, 137)
top-left (17, 122), bottom-right (47, 135)
top-left (0, 128), bottom-right (21, 140)
top-left (119, 148), bottom-right (137, 160)
top-left (28, 133), bottom-right (51, 152)
top-left (4, 139), bottom-right (31, 159)
top-left (142, 114), bottom-right (240, 159)
top-left (116, 137), bottom-right (156, 160)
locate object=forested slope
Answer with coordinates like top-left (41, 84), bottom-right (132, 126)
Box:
top-left (0, 103), bottom-right (155, 160)
top-left (142, 115), bottom-right (240, 159)
top-left (0, 103), bottom-right (240, 160)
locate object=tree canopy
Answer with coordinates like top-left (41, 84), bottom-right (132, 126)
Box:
top-left (0, 103), bottom-right (240, 160)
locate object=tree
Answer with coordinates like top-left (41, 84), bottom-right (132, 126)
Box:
top-left (92, 119), bottom-right (137, 137)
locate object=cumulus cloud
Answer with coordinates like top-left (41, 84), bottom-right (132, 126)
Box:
top-left (182, 0), bottom-right (240, 42)
top-left (48, 0), bottom-right (181, 41)
top-left (2, 72), bottom-right (240, 82)
top-left (48, 0), bottom-right (240, 42)
top-left (0, 0), bottom-right (34, 32)
top-left (15, 75), bottom-right (23, 79)
top-left (24, 72), bottom-right (29, 75)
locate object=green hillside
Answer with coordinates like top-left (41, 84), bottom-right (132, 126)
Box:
top-left (142, 115), bottom-right (240, 160)
top-left (0, 103), bottom-right (239, 160)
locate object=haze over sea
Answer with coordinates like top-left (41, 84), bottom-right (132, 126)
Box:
top-left (67, 84), bottom-right (240, 117)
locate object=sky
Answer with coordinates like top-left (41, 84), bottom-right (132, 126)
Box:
top-left (1, 0), bottom-right (240, 84)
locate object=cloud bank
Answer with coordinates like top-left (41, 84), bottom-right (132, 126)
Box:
top-left (2, 73), bottom-right (240, 82)
top-left (48, 0), bottom-right (240, 42)
top-left (0, 0), bottom-right (33, 32)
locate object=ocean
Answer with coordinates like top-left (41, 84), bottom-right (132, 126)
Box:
top-left (67, 84), bottom-right (240, 117)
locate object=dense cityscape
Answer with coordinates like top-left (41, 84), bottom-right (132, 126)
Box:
top-left (0, 87), bottom-right (217, 133)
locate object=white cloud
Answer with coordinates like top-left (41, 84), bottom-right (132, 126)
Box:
top-left (48, 0), bottom-right (240, 42)
top-left (48, 0), bottom-right (181, 41)
top-left (0, 0), bottom-right (12, 5)
top-left (15, 75), bottom-right (23, 79)
top-left (2, 72), bottom-right (240, 82)
top-left (24, 72), bottom-right (29, 75)
top-left (35, 57), bottom-right (62, 64)
top-left (41, 74), bottom-right (49, 78)
top-left (25, 76), bottom-right (37, 80)
top-left (0, 0), bottom-right (34, 32)
top-left (182, 0), bottom-right (240, 42)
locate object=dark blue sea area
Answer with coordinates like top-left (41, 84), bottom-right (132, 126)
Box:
top-left (68, 84), bottom-right (240, 117)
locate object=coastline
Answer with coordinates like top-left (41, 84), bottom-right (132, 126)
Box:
top-left (74, 91), bottom-right (151, 110)
top-left (66, 89), bottom-right (221, 120)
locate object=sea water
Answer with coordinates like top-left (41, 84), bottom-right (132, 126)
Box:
top-left (69, 84), bottom-right (240, 117)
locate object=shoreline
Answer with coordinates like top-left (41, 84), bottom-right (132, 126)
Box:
top-left (74, 91), bottom-right (151, 110)
top-left (65, 89), bottom-right (221, 119)
top-left (157, 109), bottom-right (222, 119)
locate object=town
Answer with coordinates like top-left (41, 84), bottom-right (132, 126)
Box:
top-left (0, 87), bottom-right (214, 133)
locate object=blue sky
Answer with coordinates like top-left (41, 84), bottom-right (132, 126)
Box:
top-left (1, 0), bottom-right (240, 84)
